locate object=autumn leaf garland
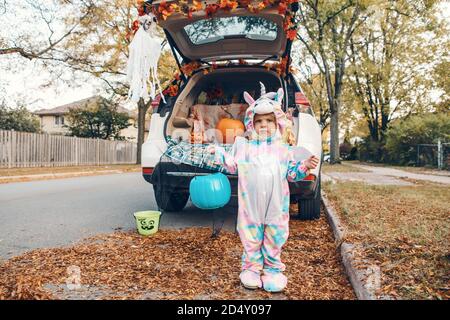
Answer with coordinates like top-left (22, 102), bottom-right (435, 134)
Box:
top-left (135, 1), bottom-right (299, 26)
top-left (131, 1), bottom-right (300, 47)
top-left (142, 1), bottom-right (300, 88)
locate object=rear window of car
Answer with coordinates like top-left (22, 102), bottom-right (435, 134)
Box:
top-left (184, 16), bottom-right (278, 45)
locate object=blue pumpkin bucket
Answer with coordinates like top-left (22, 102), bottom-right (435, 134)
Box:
top-left (189, 173), bottom-right (231, 210)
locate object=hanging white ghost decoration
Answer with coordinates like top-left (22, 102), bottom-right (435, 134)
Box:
top-left (126, 13), bottom-right (165, 103)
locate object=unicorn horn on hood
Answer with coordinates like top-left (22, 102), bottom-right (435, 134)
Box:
top-left (260, 82), bottom-right (266, 97)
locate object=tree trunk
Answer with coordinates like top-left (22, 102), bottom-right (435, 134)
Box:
top-left (329, 98), bottom-right (341, 164)
top-left (136, 98), bottom-right (150, 165)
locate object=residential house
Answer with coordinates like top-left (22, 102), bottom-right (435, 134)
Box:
top-left (33, 96), bottom-right (150, 141)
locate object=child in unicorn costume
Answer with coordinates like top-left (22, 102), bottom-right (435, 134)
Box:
top-left (209, 83), bottom-right (319, 292)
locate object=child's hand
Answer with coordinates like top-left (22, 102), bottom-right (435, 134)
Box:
top-left (207, 145), bottom-right (223, 165)
top-left (304, 155), bottom-right (319, 170)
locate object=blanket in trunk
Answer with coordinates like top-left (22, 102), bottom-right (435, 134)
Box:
top-left (163, 137), bottom-right (235, 174)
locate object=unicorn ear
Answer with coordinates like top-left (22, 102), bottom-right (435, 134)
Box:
top-left (275, 88), bottom-right (284, 103)
top-left (243, 91), bottom-right (255, 105)
top-left (263, 92), bottom-right (277, 100)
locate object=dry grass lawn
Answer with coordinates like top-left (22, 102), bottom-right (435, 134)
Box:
top-left (322, 162), bottom-right (370, 174)
top-left (323, 179), bottom-right (449, 300)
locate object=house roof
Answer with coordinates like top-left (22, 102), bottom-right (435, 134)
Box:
top-left (33, 96), bottom-right (135, 117)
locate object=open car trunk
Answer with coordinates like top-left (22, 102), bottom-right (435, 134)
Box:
top-left (152, 1), bottom-right (290, 63)
top-left (165, 67), bottom-right (283, 143)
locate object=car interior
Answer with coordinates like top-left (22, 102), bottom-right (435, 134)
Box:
top-left (165, 67), bottom-right (284, 143)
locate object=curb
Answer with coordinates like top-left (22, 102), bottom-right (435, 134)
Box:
top-left (321, 191), bottom-right (379, 300)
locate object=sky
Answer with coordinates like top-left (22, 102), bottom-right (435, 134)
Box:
top-left (0, 0), bottom-right (110, 111)
top-left (0, 1), bottom-right (449, 112)
top-left (1, 58), bottom-right (105, 111)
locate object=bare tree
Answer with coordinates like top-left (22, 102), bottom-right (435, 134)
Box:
top-left (0, 0), bottom-right (95, 60)
top-left (1, 0), bottom-right (177, 164)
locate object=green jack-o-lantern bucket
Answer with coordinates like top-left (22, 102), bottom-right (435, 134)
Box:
top-left (133, 210), bottom-right (161, 236)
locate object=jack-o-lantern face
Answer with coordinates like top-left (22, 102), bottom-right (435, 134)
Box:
top-left (138, 219), bottom-right (155, 231)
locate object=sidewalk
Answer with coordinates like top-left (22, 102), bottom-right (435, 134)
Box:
top-left (346, 163), bottom-right (450, 185)
top-left (0, 165), bottom-right (140, 184)
top-left (322, 162), bottom-right (450, 185)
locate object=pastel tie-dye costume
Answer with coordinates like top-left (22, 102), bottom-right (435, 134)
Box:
top-left (214, 85), bottom-right (309, 291)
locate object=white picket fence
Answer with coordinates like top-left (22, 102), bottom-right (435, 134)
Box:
top-left (0, 130), bottom-right (137, 168)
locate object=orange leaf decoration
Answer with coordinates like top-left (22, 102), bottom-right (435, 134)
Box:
top-left (278, 56), bottom-right (289, 76)
top-left (147, 0), bottom-right (299, 22)
top-left (180, 61), bottom-right (202, 76)
top-left (193, 0), bottom-right (203, 11)
top-left (131, 20), bottom-right (139, 32)
top-left (164, 84), bottom-right (179, 96)
top-left (158, 1), bottom-right (176, 20)
top-left (238, 0), bottom-right (251, 6)
top-left (220, 0), bottom-right (238, 11)
top-left (283, 16), bottom-right (294, 31)
top-left (205, 4), bottom-right (220, 17)
top-left (138, 6), bottom-right (145, 16)
top-left (278, 2), bottom-right (287, 14)
top-left (286, 29), bottom-right (297, 41)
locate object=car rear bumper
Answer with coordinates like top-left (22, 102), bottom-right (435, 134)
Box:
top-left (143, 162), bottom-right (319, 201)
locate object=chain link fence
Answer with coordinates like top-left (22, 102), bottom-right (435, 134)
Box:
top-left (416, 140), bottom-right (449, 170)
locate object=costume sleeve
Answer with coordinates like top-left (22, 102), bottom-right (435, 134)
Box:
top-left (286, 147), bottom-right (310, 182)
top-left (214, 140), bottom-right (239, 174)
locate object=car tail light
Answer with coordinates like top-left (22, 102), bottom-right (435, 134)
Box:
top-left (295, 92), bottom-right (310, 106)
top-left (303, 174), bottom-right (316, 181)
top-left (143, 167), bottom-right (154, 175)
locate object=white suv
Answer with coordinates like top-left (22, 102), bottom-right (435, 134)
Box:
top-left (141, 2), bottom-right (322, 220)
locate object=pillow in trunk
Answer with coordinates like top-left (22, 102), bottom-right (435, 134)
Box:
top-left (190, 103), bottom-right (248, 144)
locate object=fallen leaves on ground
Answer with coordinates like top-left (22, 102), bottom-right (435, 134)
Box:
top-left (0, 213), bottom-right (355, 300)
top-left (324, 179), bottom-right (449, 300)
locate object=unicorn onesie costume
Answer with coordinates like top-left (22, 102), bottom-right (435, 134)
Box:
top-left (214, 84), bottom-right (310, 292)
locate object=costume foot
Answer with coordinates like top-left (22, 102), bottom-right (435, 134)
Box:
top-left (239, 270), bottom-right (262, 290)
top-left (261, 271), bottom-right (287, 293)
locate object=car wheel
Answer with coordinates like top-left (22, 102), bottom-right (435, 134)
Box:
top-left (295, 179), bottom-right (321, 220)
top-left (153, 184), bottom-right (189, 212)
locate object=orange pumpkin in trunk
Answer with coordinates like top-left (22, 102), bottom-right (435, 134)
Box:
top-left (216, 118), bottom-right (245, 144)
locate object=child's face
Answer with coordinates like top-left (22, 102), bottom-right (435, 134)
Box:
top-left (253, 113), bottom-right (277, 138)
